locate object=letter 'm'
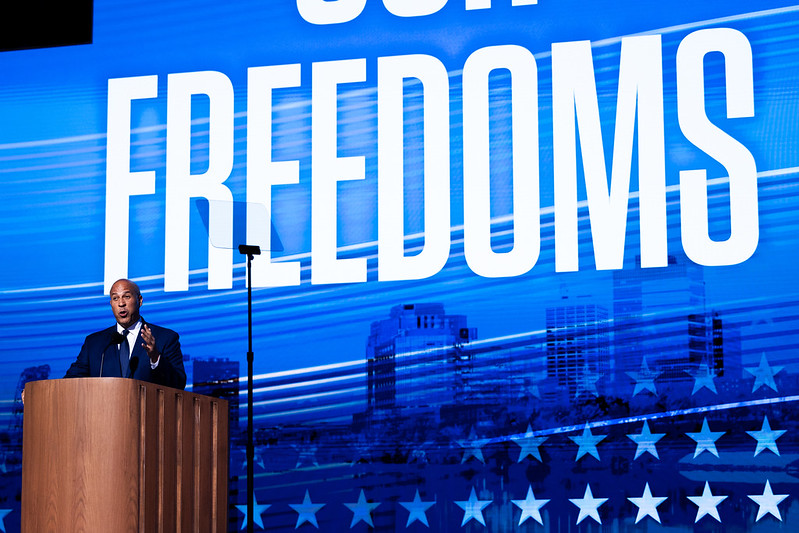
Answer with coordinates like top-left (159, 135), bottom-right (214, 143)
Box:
top-left (552, 36), bottom-right (666, 272)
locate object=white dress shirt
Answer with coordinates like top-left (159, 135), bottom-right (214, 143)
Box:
top-left (117, 318), bottom-right (160, 369)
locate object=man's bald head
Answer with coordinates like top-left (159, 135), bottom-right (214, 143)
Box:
top-left (109, 278), bottom-right (142, 328)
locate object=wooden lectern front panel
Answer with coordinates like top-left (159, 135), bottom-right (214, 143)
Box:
top-left (21, 378), bottom-right (228, 533)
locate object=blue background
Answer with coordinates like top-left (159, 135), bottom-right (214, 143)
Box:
top-left (2, 1), bottom-right (799, 531)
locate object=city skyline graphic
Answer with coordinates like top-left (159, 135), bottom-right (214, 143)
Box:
top-left (224, 290), bottom-right (798, 531)
top-left (2, 267), bottom-right (798, 531)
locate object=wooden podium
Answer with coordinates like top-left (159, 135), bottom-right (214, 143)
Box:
top-left (21, 378), bottom-right (229, 532)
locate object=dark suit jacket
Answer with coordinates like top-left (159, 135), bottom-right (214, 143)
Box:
top-left (65, 319), bottom-right (187, 390)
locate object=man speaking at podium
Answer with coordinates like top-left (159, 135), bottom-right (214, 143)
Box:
top-left (65, 279), bottom-right (187, 390)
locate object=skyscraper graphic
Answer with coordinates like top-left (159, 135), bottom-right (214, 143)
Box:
top-left (711, 312), bottom-right (742, 379)
top-left (193, 357), bottom-right (241, 434)
top-left (545, 302), bottom-right (610, 401)
top-left (192, 357), bottom-right (241, 533)
top-left (0, 365), bottom-right (51, 532)
top-left (11, 365), bottom-right (50, 439)
top-left (366, 304), bottom-right (474, 416)
top-left (613, 255), bottom-right (711, 381)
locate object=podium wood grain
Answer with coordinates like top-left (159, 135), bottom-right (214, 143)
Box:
top-left (21, 378), bottom-right (228, 532)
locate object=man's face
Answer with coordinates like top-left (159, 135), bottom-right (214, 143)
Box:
top-left (110, 280), bottom-right (142, 328)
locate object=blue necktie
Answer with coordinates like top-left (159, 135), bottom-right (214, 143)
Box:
top-left (119, 330), bottom-right (130, 377)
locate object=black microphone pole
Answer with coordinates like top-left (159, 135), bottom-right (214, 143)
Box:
top-left (238, 244), bottom-right (260, 533)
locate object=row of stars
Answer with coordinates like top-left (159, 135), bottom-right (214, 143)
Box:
top-left (551, 355), bottom-right (783, 400)
top-left (460, 416), bottom-right (785, 464)
top-left (284, 415), bottom-right (784, 470)
top-left (238, 480), bottom-right (789, 529)
top-left (624, 354), bottom-right (783, 397)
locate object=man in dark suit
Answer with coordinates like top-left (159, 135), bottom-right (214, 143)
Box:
top-left (65, 278), bottom-right (187, 390)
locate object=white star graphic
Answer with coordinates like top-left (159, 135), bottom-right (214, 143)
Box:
top-left (344, 490), bottom-right (380, 528)
top-left (627, 420), bottom-right (665, 460)
top-left (686, 418), bottom-right (725, 458)
top-left (747, 416), bottom-right (786, 457)
top-left (575, 364), bottom-right (601, 398)
top-left (399, 490), bottom-right (435, 527)
top-left (350, 435), bottom-right (372, 465)
top-left (0, 509), bottom-right (10, 533)
top-left (512, 485), bottom-right (549, 526)
top-left (687, 482), bottom-right (727, 523)
top-left (457, 427), bottom-right (486, 464)
top-left (690, 364), bottom-right (718, 395)
top-left (455, 487), bottom-right (492, 527)
top-left (289, 490), bottom-right (325, 529)
top-left (627, 357), bottom-right (659, 396)
top-left (518, 384), bottom-right (541, 399)
top-left (569, 483), bottom-right (607, 525)
top-left (628, 482), bottom-right (667, 524)
top-left (408, 442), bottom-right (431, 464)
top-left (293, 443), bottom-right (319, 468)
top-left (748, 480), bottom-right (788, 521)
top-left (745, 353), bottom-right (783, 393)
top-left (511, 424), bottom-right (548, 462)
top-left (235, 496), bottom-right (271, 530)
top-left (569, 425), bottom-right (606, 461)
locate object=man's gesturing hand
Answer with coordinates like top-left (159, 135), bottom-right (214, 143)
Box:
top-left (141, 324), bottom-right (160, 363)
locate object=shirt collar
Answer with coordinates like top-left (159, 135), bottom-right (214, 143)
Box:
top-left (117, 317), bottom-right (143, 337)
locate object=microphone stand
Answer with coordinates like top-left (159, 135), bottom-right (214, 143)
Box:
top-left (238, 244), bottom-right (260, 533)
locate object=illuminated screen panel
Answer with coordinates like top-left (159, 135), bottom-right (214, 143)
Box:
top-left (2, 1), bottom-right (799, 531)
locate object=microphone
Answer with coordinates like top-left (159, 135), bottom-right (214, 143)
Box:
top-left (101, 331), bottom-right (126, 377)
